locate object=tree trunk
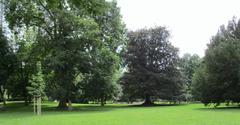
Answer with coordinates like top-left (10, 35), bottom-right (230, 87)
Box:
top-left (0, 86), bottom-right (6, 106)
top-left (143, 94), bottom-right (154, 105)
top-left (37, 97), bottom-right (41, 115)
top-left (24, 97), bottom-right (29, 106)
top-left (1, 89), bottom-right (6, 106)
top-left (7, 93), bottom-right (10, 100)
top-left (58, 98), bottom-right (68, 109)
top-left (2, 97), bottom-right (6, 106)
top-left (68, 100), bottom-right (73, 111)
top-left (22, 82), bottom-right (29, 106)
top-left (33, 97), bottom-right (36, 115)
top-left (100, 97), bottom-right (105, 106)
top-left (20, 63), bottom-right (29, 106)
top-left (28, 96), bottom-right (32, 104)
top-left (178, 101), bottom-right (181, 104)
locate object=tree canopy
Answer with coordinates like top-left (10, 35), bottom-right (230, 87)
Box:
top-left (192, 18), bottom-right (240, 106)
top-left (0, 28), bottom-right (16, 106)
top-left (3, 0), bottom-right (126, 109)
top-left (180, 53), bottom-right (201, 101)
top-left (120, 27), bottom-right (184, 105)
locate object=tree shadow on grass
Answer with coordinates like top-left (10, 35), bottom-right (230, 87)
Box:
top-left (0, 103), bottom-right (118, 119)
top-left (195, 106), bottom-right (240, 112)
top-left (127, 103), bottom-right (187, 108)
top-left (42, 103), bottom-right (187, 115)
top-left (0, 102), bottom-right (32, 112)
top-left (42, 105), bottom-right (117, 113)
top-left (0, 102), bottom-right (187, 116)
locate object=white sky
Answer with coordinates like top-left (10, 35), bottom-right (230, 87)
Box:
top-left (116, 0), bottom-right (240, 57)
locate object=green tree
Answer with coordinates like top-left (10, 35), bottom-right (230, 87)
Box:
top-left (121, 27), bottom-right (184, 105)
top-left (4, 0), bottom-right (126, 109)
top-left (5, 0), bottom-right (101, 109)
top-left (192, 63), bottom-right (209, 103)
top-left (5, 28), bottom-right (41, 106)
top-left (192, 18), bottom-right (240, 106)
top-left (27, 61), bottom-right (45, 98)
top-left (27, 61), bottom-right (45, 115)
top-left (180, 53), bottom-right (201, 101)
top-left (0, 28), bottom-right (15, 107)
top-left (81, 0), bottom-right (126, 106)
top-left (83, 48), bottom-right (122, 106)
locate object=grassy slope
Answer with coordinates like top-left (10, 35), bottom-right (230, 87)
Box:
top-left (0, 102), bottom-right (240, 125)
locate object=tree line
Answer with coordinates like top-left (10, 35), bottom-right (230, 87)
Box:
top-left (0, 0), bottom-right (239, 110)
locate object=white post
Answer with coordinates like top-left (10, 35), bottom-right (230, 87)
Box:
top-left (39, 97), bottom-right (41, 115)
top-left (37, 97), bottom-right (39, 115)
top-left (36, 96), bottom-right (41, 116)
top-left (33, 96), bottom-right (36, 115)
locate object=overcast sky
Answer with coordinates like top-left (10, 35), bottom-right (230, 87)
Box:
top-left (116, 0), bottom-right (240, 57)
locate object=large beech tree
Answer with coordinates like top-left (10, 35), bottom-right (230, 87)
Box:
top-left (121, 27), bottom-right (184, 105)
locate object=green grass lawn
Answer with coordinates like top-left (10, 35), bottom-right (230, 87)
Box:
top-left (0, 102), bottom-right (240, 125)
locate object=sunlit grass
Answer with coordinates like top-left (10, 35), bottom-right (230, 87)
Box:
top-left (0, 102), bottom-right (240, 125)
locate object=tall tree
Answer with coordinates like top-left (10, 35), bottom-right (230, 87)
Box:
top-left (121, 27), bottom-right (184, 105)
top-left (192, 18), bottom-right (240, 106)
top-left (5, 28), bottom-right (41, 106)
top-left (81, 0), bottom-right (126, 106)
top-left (180, 53), bottom-right (201, 101)
top-left (191, 63), bottom-right (209, 103)
top-left (0, 28), bottom-right (15, 107)
top-left (27, 61), bottom-right (45, 115)
top-left (5, 0), bottom-right (103, 109)
top-left (4, 0), bottom-right (126, 109)
top-left (82, 47), bottom-right (122, 106)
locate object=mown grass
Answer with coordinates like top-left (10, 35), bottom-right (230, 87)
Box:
top-left (0, 102), bottom-right (240, 125)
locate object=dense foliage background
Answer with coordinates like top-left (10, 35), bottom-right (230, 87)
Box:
top-left (1, 0), bottom-right (239, 110)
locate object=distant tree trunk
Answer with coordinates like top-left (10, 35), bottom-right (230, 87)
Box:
top-left (143, 94), bottom-right (154, 105)
top-left (0, 86), bottom-right (6, 106)
top-left (23, 82), bottom-right (29, 106)
top-left (68, 100), bottom-right (73, 111)
top-left (58, 98), bottom-right (68, 109)
top-left (100, 97), bottom-right (105, 106)
top-left (28, 96), bottom-right (32, 104)
top-left (2, 91), bottom-right (6, 106)
top-left (128, 97), bottom-right (133, 104)
top-left (174, 101), bottom-right (177, 104)
top-left (21, 64), bottom-right (29, 106)
top-left (7, 93), bottom-right (10, 100)
top-left (178, 100), bottom-right (181, 104)
top-left (2, 97), bottom-right (6, 106)
top-left (33, 96), bottom-right (36, 115)
top-left (24, 97), bottom-right (29, 106)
